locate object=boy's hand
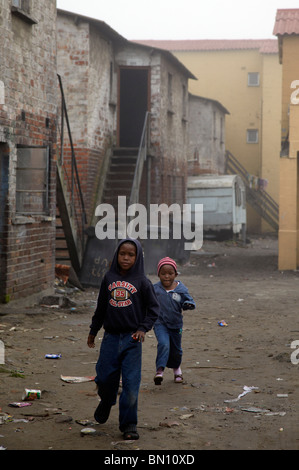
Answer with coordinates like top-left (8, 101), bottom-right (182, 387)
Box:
top-left (182, 302), bottom-right (195, 310)
top-left (132, 330), bottom-right (145, 342)
top-left (87, 334), bottom-right (96, 348)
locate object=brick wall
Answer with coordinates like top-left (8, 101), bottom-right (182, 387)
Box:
top-left (57, 13), bottom-right (117, 223)
top-left (0, 0), bottom-right (57, 302)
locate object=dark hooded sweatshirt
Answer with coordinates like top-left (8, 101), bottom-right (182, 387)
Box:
top-left (89, 238), bottom-right (159, 336)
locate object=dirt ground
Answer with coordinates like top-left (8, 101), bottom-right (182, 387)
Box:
top-left (1, 235), bottom-right (299, 452)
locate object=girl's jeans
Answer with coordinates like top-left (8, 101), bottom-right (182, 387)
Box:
top-left (154, 322), bottom-right (183, 370)
top-left (95, 332), bottom-right (142, 432)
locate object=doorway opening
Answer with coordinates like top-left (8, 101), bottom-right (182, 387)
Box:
top-left (119, 67), bottom-right (150, 147)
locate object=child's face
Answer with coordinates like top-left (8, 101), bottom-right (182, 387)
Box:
top-left (159, 264), bottom-right (177, 289)
top-left (118, 242), bottom-right (137, 274)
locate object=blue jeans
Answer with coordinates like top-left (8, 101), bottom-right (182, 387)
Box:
top-left (154, 322), bottom-right (183, 370)
top-left (95, 332), bottom-right (142, 432)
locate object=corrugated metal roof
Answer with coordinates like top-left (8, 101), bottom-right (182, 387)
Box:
top-left (133, 39), bottom-right (278, 54)
top-left (273, 9), bottom-right (299, 36)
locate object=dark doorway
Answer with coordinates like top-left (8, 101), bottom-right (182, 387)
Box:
top-left (119, 67), bottom-right (149, 147)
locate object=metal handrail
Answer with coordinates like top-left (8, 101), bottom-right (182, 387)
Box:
top-left (225, 150), bottom-right (279, 229)
top-left (129, 111), bottom-right (151, 206)
top-left (57, 74), bottom-right (87, 265)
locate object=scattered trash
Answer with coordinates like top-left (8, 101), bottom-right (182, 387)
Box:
top-left (277, 394), bottom-right (288, 398)
top-left (241, 407), bottom-right (271, 413)
top-left (76, 419), bottom-right (95, 426)
top-left (207, 263), bottom-right (216, 268)
top-left (224, 385), bottom-right (259, 403)
top-left (179, 413), bottom-right (194, 420)
top-left (225, 407), bottom-right (234, 413)
top-left (22, 389), bottom-right (41, 401)
top-left (111, 440), bottom-right (136, 446)
top-left (60, 375), bottom-right (95, 383)
top-left (0, 413), bottom-right (13, 425)
top-left (8, 402), bottom-right (32, 408)
top-left (159, 420), bottom-right (181, 428)
top-left (45, 354), bottom-right (62, 359)
top-left (218, 320), bottom-right (228, 327)
top-left (12, 418), bottom-right (31, 423)
top-left (80, 427), bottom-right (97, 435)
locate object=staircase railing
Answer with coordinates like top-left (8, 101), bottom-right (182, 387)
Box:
top-left (129, 111), bottom-right (151, 206)
top-left (225, 150), bottom-right (279, 231)
top-left (57, 74), bottom-right (87, 272)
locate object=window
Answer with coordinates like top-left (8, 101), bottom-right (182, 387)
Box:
top-left (12, 0), bottom-right (29, 13)
top-left (16, 147), bottom-right (49, 215)
top-left (247, 129), bottom-right (259, 144)
top-left (248, 73), bottom-right (260, 87)
top-left (11, 0), bottom-right (37, 24)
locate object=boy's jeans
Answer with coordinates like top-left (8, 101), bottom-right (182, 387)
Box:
top-left (154, 322), bottom-right (183, 370)
top-left (95, 332), bottom-right (142, 432)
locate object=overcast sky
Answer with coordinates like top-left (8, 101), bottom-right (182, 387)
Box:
top-left (56, 0), bottom-right (299, 40)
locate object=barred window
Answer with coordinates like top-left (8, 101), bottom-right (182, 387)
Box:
top-left (16, 147), bottom-right (49, 215)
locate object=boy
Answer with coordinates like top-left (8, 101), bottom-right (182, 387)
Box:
top-left (87, 238), bottom-right (159, 440)
top-left (153, 257), bottom-right (195, 385)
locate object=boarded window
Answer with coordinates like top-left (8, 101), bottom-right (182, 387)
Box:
top-left (16, 147), bottom-right (49, 214)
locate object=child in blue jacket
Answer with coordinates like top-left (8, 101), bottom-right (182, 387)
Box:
top-left (153, 257), bottom-right (195, 385)
top-left (87, 238), bottom-right (159, 440)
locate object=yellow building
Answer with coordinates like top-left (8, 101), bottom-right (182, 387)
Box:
top-left (136, 39), bottom-right (282, 233)
top-left (274, 9), bottom-right (299, 270)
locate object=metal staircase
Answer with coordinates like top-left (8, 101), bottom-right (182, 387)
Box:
top-left (225, 150), bottom-right (279, 231)
top-left (56, 74), bottom-right (87, 273)
top-left (102, 111), bottom-right (151, 215)
top-left (102, 148), bottom-right (138, 211)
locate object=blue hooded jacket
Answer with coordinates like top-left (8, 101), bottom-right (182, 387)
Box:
top-left (154, 280), bottom-right (195, 330)
top-left (89, 238), bottom-right (159, 336)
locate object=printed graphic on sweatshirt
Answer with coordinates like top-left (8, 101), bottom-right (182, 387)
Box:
top-left (108, 281), bottom-right (137, 307)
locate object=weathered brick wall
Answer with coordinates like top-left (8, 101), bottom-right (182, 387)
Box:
top-left (0, 0), bottom-right (57, 302)
top-left (188, 95), bottom-right (227, 175)
top-left (57, 13), bottom-right (117, 223)
top-left (115, 46), bottom-right (189, 207)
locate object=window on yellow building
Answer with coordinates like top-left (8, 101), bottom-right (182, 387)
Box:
top-left (248, 73), bottom-right (260, 87)
top-left (247, 129), bottom-right (258, 144)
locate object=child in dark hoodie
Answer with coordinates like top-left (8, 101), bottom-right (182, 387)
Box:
top-left (87, 238), bottom-right (159, 440)
top-left (153, 257), bottom-right (195, 385)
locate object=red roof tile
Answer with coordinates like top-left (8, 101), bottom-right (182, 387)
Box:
top-left (133, 39), bottom-right (278, 54)
top-left (273, 9), bottom-right (299, 36)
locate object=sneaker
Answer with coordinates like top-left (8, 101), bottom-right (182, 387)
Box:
top-left (94, 400), bottom-right (112, 424)
top-left (154, 367), bottom-right (164, 385)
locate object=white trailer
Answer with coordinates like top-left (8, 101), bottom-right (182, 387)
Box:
top-left (187, 174), bottom-right (246, 240)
